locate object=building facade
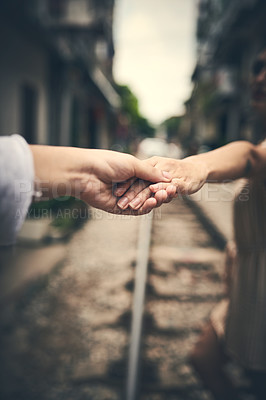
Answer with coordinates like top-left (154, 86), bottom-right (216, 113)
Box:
top-left (0, 0), bottom-right (120, 149)
top-left (188, 0), bottom-right (266, 149)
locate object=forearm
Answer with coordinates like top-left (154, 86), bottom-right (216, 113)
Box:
top-left (186, 141), bottom-right (265, 182)
top-left (129, 141), bottom-right (266, 209)
top-left (29, 145), bottom-right (90, 199)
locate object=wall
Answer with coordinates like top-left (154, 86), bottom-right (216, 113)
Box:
top-left (0, 20), bottom-right (49, 144)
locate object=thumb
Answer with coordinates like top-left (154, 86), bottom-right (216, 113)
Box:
top-left (134, 159), bottom-right (171, 183)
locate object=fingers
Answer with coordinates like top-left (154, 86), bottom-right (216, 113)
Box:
top-left (153, 189), bottom-right (168, 207)
top-left (113, 178), bottom-right (136, 197)
top-left (117, 181), bottom-right (178, 212)
top-left (128, 185), bottom-right (155, 210)
top-left (150, 178), bottom-right (198, 196)
top-left (150, 182), bottom-right (176, 194)
top-left (150, 184), bottom-right (177, 206)
top-left (137, 197), bottom-right (157, 214)
top-left (165, 184), bottom-right (178, 198)
top-left (113, 157), bottom-right (171, 198)
top-left (113, 196), bottom-right (157, 215)
top-left (115, 187), bottom-right (174, 215)
top-left (150, 180), bottom-right (193, 196)
top-left (134, 159), bottom-right (171, 183)
top-left (129, 187), bottom-right (171, 214)
top-left (117, 180), bottom-right (150, 210)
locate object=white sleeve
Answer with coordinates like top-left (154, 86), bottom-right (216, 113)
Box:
top-left (0, 134), bottom-right (35, 246)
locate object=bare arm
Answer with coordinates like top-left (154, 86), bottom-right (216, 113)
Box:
top-left (188, 140), bottom-right (266, 182)
top-left (115, 141), bottom-right (266, 212)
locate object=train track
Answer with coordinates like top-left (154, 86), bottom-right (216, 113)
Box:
top-left (125, 199), bottom-right (225, 400)
top-left (0, 198), bottom-right (229, 400)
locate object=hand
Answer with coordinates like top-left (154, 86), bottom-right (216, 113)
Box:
top-left (30, 145), bottom-right (171, 215)
top-left (77, 150), bottom-right (172, 214)
top-left (115, 156), bottom-right (208, 212)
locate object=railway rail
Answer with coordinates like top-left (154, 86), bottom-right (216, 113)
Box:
top-left (0, 198), bottom-right (250, 400)
top-left (125, 199), bottom-right (224, 400)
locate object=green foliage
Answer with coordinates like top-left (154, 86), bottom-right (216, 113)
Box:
top-left (115, 84), bottom-right (139, 121)
top-left (29, 197), bottom-right (75, 214)
top-left (115, 84), bottom-right (155, 137)
top-left (28, 197), bottom-right (89, 232)
top-left (136, 115), bottom-right (155, 137)
top-left (194, 81), bottom-right (217, 116)
top-left (162, 116), bottom-right (183, 139)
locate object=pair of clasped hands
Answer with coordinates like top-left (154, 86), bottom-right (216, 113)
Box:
top-left (78, 150), bottom-right (207, 215)
top-left (30, 146), bottom-right (207, 213)
top-left (113, 156), bottom-right (195, 214)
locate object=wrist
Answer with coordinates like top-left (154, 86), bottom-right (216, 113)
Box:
top-left (184, 155), bottom-right (210, 181)
top-left (64, 147), bottom-right (96, 200)
top-left (30, 145), bottom-right (94, 200)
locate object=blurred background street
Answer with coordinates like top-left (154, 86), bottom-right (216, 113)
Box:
top-left (1, 0), bottom-right (266, 399)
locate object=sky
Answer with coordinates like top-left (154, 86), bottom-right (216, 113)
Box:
top-left (113, 0), bottom-right (197, 125)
